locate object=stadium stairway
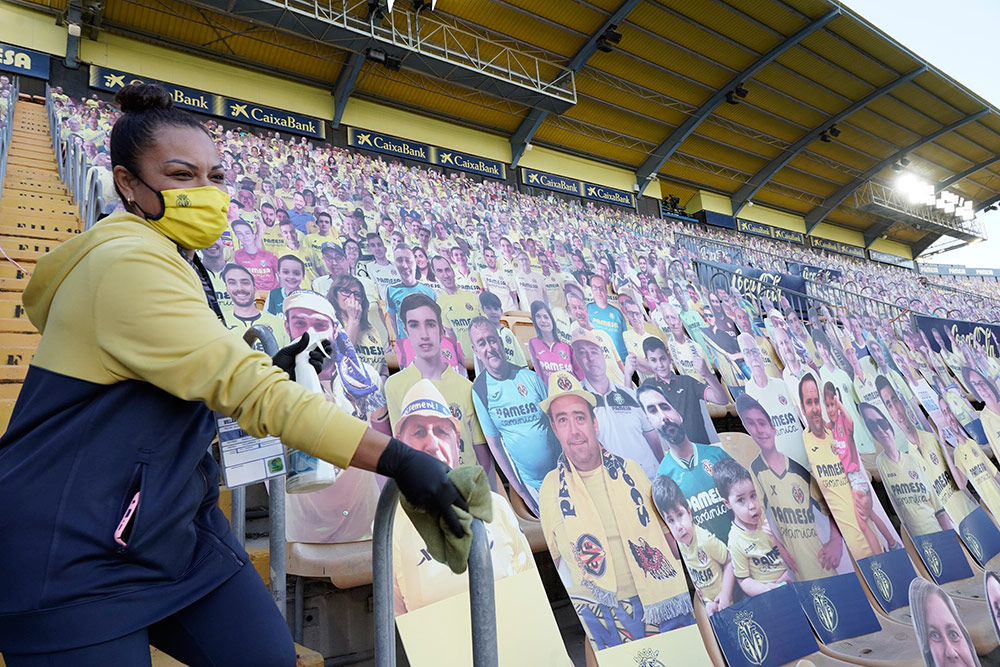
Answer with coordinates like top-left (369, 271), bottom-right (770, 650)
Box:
top-left (0, 97), bottom-right (79, 434)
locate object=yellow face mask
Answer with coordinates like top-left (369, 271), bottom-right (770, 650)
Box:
top-left (136, 182), bottom-right (231, 250)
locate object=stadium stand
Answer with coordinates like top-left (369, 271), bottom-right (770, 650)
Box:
top-left (6, 1), bottom-right (1000, 665)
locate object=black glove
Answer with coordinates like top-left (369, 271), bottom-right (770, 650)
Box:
top-left (377, 437), bottom-right (469, 537)
top-left (271, 335), bottom-right (332, 381)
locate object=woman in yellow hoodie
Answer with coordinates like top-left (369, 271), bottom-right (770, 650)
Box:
top-left (0, 84), bottom-right (470, 666)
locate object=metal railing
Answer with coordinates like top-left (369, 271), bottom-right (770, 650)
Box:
top-left (921, 279), bottom-right (1000, 322)
top-left (373, 480), bottom-right (497, 667)
top-left (205, 0), bottom-right (575, 106)
top-left (241, 325), bottom-right (288, 617)
top-left (854, 180), bottom-right (987, 241)
top-left (674, 231), bottom-right (789, 272)
top-left (801, 277), bottom-right (913, 329)
top-left (0, 77), bottom-right (20, 200)
top-left (692, 258), bottom-right (831, 318)
top-left (45, 83), bottom-right (105, 230)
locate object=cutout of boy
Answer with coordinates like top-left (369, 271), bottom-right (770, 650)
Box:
top-left (712, 458), bottom-right (792, 596)
top-left (653, 475), bottom-right (734, 615)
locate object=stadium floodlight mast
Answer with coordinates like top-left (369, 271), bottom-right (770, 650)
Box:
top-left (895, 172), bottom-right (933, 205)
top-left (893, 171), bottom-right (977, 223)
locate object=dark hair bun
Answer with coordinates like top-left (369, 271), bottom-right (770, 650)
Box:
top-left (115, 83), bottom-right (173, 114)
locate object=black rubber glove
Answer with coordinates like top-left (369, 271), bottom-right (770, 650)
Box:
top-left (271, 335), bottom-right (332, 381)
top-left (377, 437), bottom-right (469, 537)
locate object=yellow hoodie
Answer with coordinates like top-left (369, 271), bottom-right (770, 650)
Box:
top-left (24, 211), bottom-right (367, 467)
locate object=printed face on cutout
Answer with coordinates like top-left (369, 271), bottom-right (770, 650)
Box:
top-left (800, 376), bottom-right (824, 433)
top-left (548, 395), bottom-right (602, 472)
top-left (660, 504), bottom-right (694, 546)
top-left (724, 478), bottom-right (761, 528)
top-left (470, 322), bottom-right (505, 375)
top-left (277, 260), bottom-right (304, 290)
top-left (740, 404), bottom-right (777, 453)
top-left (404, 305), bottom-right (443, 363)
top-left (286, 308), bottom-right (335, 341)
top-left (638, 388), bottom-right (684, 445)
top-left (924, 592), bottom-right (976, 667)
top-left (573, 341), bottom-right (606, 383)
top-left (398, 415), bottom-right (459, 468)
top-left (224, 269), bottom-right (255, 307)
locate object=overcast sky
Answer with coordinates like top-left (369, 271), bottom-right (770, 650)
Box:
top-left (841, 0), bottom-right (1000, 267)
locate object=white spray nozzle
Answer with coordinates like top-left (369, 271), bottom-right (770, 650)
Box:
top-left (293, 330), bottom-right (328, 395)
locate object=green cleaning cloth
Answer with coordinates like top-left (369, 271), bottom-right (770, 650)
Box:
top-left (400, 464), bottom-right (493, 574)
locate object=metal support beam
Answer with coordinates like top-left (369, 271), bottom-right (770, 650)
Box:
top-left (975, 194), bottom-right (1000, 213)
top-left (64, 1), bottom-right (82, 70)
top-left (509, 0), bottom-right (641, 169)
top-left (189, 0), bottom-right (575, 113)
top-left (804, 109), bottom-right (989, 233)
top-left (935, 155), bottom-right (1000, 193)
top-left (911, 233), bottom-right (941, 258)
top-left (731, 67), bottom-right (926, 216)
top-left (84, 0), bottom-right (104, 40)
top-left (331, 51), bottom-right (364, 129)
top-left (863, 219), bottom-right (894, 248)
top-left (634, 8), bottom-right (839, 194)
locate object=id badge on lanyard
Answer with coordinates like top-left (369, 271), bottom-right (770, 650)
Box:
top-left (214, 412), bottom-right (288, 488)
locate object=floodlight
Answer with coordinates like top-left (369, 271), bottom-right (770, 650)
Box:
top-left (603, 26), bottom-right (622, 44)
top-left (734, 83), bottom-right (748, 99)
top-left (828, 125), bottom-right (841, 138)
top-left (725, 91), bottom-right (739, 105)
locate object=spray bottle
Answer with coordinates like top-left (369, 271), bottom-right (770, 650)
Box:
top-left (285, 330), bottom-right (342, 494)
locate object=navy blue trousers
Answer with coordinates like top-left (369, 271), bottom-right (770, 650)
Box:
top-left (3, 564), bottom-right (297, 667)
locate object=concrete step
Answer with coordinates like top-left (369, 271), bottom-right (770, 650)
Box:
top-left (0, 398), bottom-right (15, 432)
top-left (0, 225), bottom-right (77, 243)
top-left (12, 131), bottom-right (51, 143)
top-left (0, 382), bottom-right (24, 400)
top-left (0, 203), bottom-right (80, 220)
top-left (0, 365), bottom-right (28, 382)
top-left (2, 190), bottom-right (77, 208)
top-left (0, 317), bottom-right (38, 333)
top-left (0, 300), bottom-right (30, 319)
top-left (0, 217), bottom-right (79, 233)
top-left (3, 179), bottom-right (70, 194)
top-left (0, 202), bottom-right (79, 219)
top-left (0, 277), bottom-right (28, 292)
top-left (6, 155), bottom-right (57, 172)
top-left (0, 263), bottom-right (35, 280)
top-left (0, 242), bottom-right (58, 262)
top-left (0, 211), bottom-right (80, 229)
top-left (8, 146), bottom-right (55, 161)
top-left (0, 332), bottom-right (40, 347)
top-left (1, 347), bottom-right (36, 366)
top-left (0, 318), bottom-right (37, 333)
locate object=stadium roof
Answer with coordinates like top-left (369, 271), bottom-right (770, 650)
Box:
top-left (18, 0), bottom-right (1000, 253)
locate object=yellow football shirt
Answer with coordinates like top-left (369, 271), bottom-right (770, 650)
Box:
top-left (876, 449), bottom-right (944, 537)
top-left (727, 522), bottom-right (787, 583)
top-left (750, 455), bottom-right (833, 582)
top-left (953, 438), bottom-right (1000, 520)
top-left (803, 428), bottom-right (874, 559)
top-left (678, 524), bottom-right (729, 603)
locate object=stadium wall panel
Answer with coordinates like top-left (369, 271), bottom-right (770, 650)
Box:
top-left (869, 237), bottom-right (914, 260)
top-left (80, 34), bottom-right (333, 120)
top-left (810, 222), bottom-right (866, 249)
top-left (0, 3), bottom-right (67, 58)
